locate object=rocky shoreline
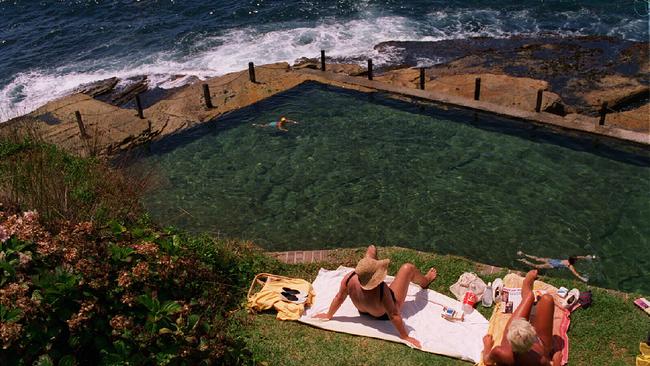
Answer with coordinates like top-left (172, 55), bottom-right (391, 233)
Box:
top-left (1, 36), bottom-right (648, 155)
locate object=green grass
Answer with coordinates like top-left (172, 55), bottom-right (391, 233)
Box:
top-left (237, 247), bottom-right (646, 366)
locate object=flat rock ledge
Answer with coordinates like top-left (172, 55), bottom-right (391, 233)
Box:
top-left (1, 61), bottom-right (647, 157)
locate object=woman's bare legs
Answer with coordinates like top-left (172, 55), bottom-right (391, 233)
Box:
top-left (517, 258), bottom-right (552, 269)
top-left (364, 244), bottom-right (437, 309)
top-left (501, 270), bottom-right (537, 345)
top-left (520, 253), bottom-right (549, 262)
top-left (531, 294), bottom-right (555, 356)
top-left (389, 263), bottom-right (437, 308)
top-left (365, 245), bottom-right (378, 259)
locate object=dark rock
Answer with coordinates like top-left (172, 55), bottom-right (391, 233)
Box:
top-left (110, 76), bottom-right (149, 106)
top-left (543, 101), bottom-right (567, 116)
top-left (37, 112), bottom-right (61, 125)
top-left (75, 77), bottom-right (119, 97)
top-left (374, 35), bottom-right (649, 114)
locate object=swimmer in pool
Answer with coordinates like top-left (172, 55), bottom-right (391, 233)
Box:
top-left (516, 251), bottom-right (594, 282)
top-left (252, 116), bottom-right (299, 132)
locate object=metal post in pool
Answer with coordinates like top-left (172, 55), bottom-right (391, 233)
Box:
top-left (135, 94), bottom-right (144, 119)
top-left (599, 102), bottom-right (608, 125)
top-left (367, 59), bottom-right (373, 80)
top-left (203, 84), bottom-right (213, 109)
top-left (474, 77), bottom-right (481, 101)
top-left (321, 50), bottom-right (326, 71)
top-left (419, 68), bottom-right (425, 90)
top-left (535, 89), bottom-right (544, 112)
top-left (248, 62), bottom-right (256, 83)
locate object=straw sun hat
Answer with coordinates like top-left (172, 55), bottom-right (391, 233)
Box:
top-left (355, 257), bottom-right (390, 290)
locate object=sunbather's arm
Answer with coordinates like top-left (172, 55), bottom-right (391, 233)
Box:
top-left (482, 336), bottom-right (513, 366)
top-left (389, 314), bottom-right (420, 347)
top-left (313, 273), bottom-right (351, 319)
top-left (551, 348), bottom-right (563, 365)
top-left (568, 265), bottom-right (588, 282)
top-left (382, 288), bottom-right (421, 348)
top-left (482, 335), bottom-right (496, 365)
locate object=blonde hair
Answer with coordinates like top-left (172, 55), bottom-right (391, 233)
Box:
top-left (507, 318), bottom-right (537, 353)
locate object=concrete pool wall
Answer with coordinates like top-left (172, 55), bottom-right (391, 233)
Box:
top-left (2, 62), bottom-right (647, 157)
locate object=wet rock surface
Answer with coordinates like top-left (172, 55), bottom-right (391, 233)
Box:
top-left (374, 36), bottom-right (649, 114)
top-left (75, 75), bottom-right (192, 109)
top-left (3, 48), bottom-right (648, 157)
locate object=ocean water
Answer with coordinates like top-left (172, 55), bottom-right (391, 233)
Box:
top-left (1, 0), bottom-right (648, 121)
top-left (134, 83), bottom-right (650, 294)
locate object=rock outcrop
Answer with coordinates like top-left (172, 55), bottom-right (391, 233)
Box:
top-left (374, 36), bottom-right (649, 119)
top-left (3, 36), bottom-right (648, 156)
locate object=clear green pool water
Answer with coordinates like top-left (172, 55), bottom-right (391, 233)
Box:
top-left (134, 82), bottom-right (650, 294)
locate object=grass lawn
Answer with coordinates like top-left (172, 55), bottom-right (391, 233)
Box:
top-left (237, 247), bottom-right (647, 365)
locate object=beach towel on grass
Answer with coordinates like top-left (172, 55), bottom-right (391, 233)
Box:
top-left (478, 273), bottom-right (573, 366)
top-left (247, 273), bottom-right (315, 320)
top-left (299, 266), bottom-right (489, 363)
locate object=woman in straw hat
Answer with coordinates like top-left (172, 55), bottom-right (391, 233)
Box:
top-left (313, 245), bottom-right (437, 349)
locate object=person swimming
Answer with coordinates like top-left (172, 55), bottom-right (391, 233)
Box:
top-left (516, 251), bottom-right (594, 282)
top-left (252, 116), bottom-right (299, 132)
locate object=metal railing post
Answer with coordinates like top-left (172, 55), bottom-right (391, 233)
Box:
top-left (203, 84), bottom-right (213, 109)
top-left (320, 50), bottom-right (326, 71)
top-left (248, 62), bottom-right (256, 83)
top-left (535, 89), bottom-right (543, 112)
top-left (135, 94), bottom-right (144, 119)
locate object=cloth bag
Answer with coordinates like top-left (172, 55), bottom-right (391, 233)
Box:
top-left (449, 272), bottom-right (487, 301)
top-left (247, 273), bottom-right (315, 320)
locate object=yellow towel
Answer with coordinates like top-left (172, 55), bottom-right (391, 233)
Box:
top-left (247, 273), bottom-right (315, 320)
top-left (479, 273), bottom-right (570, 366)
top-left (637, 342), bottom-right (650, 366)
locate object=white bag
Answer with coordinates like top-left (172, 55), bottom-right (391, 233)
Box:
top-left (449, 272), bottom-right (487, 301)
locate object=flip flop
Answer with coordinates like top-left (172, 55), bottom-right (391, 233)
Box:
top-left (280, 291), bottom-right (307, 304)
top-left (492, 278), bottom-right (504, 303)
top-left (562, 288), bottom-right (580, 309)
top-left (282, 287), bottom-right (300, 294)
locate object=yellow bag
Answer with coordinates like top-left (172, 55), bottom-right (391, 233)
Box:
top-left (247, 273), bottom-right (315, 321)
top-left (637, 342), bottom-right (650, 366)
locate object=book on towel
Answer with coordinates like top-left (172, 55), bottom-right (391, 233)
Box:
top-left (501, 288), bottom-right (550, 314)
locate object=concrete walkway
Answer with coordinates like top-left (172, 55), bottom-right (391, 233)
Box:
top-left (268, 248), bottom-right (631, 299)
top-left (6, 62), bottom-right (647, 157)
top-left (297, 68), bottom-right (649, 145)
top-left (268, 249), bottom-right (508, 276)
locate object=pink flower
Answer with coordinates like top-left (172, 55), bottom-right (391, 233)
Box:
top-left (21, 211), bottom-right (38, 223)
top-left (18, 252), bottom-right (31, 267)
top-left (0, 322), bottom-right (22, 349)
top-left (132, 262), bottom-right (149, 278)
top-left (117, 271), bottom-right (132, 288)
top-left (133, 242), bottom-right (158, 256)
top-left (0, 226), bottom-right (8, 243)
top-left (109, 315), bottom-right (133, 331)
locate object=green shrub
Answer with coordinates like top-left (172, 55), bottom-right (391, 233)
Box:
top-left (0, 139), bottom-right (147, 227)
top-left (0, 210), bottom-right (260, 365)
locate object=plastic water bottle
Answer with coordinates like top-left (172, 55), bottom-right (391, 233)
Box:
top-left (482, 282), bottom-right (493, 307)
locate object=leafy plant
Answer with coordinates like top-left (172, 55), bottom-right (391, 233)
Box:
top-left (0, 304), bottom-right (21, 323)
top-left (137, 294), bottom-right (181, 332)
top-left (0, 210), bottom-right (258, 365)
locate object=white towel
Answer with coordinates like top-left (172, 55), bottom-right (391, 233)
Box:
top-left (300, 266), bottom-right (489, 363)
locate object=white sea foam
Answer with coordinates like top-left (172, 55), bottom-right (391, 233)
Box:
top-left (0, 9), bottom-right (645, 122)
top-left (0, 15), bottom-right (430, 122)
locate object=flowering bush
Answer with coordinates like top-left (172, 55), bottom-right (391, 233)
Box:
top-left (0, 210), bottom-right (263, 365)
